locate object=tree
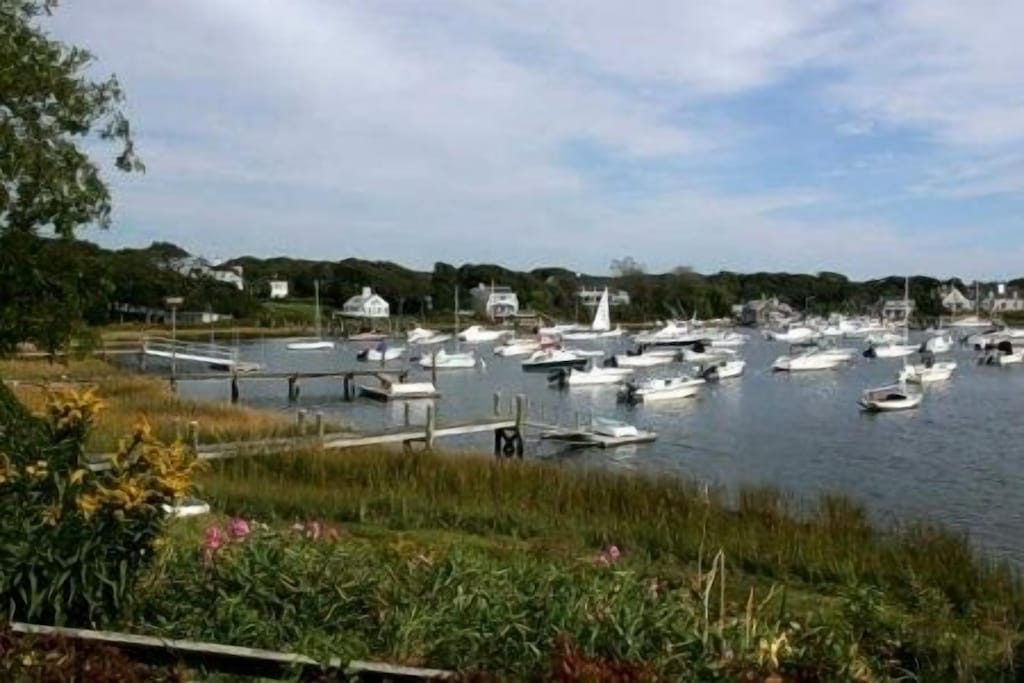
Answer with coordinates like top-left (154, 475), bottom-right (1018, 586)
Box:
top-left (0, 0), bottom-right (141, 354)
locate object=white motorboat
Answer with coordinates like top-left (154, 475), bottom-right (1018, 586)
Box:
top-left (419, 348), bottom-right (476, 369)
top-left (680, 344), bottom-right (736, 363)
top-left (359, 379), bottom-right (439, 401)
top-left (458, 325), bottom-right (507, 343)
top-left (407, 327), bottom-right (451, 345)
top-left (287, 280), bottom-right (336, 351)
top-left (550, 364), bottom-right (634, 387)
top-left (286, 340), bottom-right (335, 351)
top-left (357, 345), bottom-right (405, 362)
top-left (633, 321), bottom-right (702, 346)
top-left (705, 331), bottom-right (748, 347)
top-left (772, 350), bottom-right (846, 372)
top-left (865, 332), bottom-right (904, 346)
top-left (591, 417), bottom-right (639, 438)
top-left (522, 348), bottom-right (588, 371)
top-left (898, 360), bottom-right (956, 384)
top-left (699, 359), bottom-right (745, 381)
top-left (920, 335), bottom-right (953, 354)
top-left (981, 340), bottom-right (1024, 365)
top-left (764, 325), bottom-right (817, 343)
top-left (863, 343), bottom-right (918, 359)
top-left (612, 352), bottom-right (676, 368)
top-left (494, 339), bottom-right (541, 357)
top-left (859, 382), bottom-right (922, 412)
top-left (620, 375), bottom-right (705, 403)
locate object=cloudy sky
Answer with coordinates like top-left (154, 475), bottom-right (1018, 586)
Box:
top-left (46, 1), bottom-right (1024, 278)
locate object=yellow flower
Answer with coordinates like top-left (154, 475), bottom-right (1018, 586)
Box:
top-left (70, 468), bottom-right (88, 486)
top-left (77, 493), bottom-right (101, 519)
top-left (41, 505), bottom-right (61, 526)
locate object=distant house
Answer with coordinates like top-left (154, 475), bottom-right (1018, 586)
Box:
top-left (470, 283), bottom-right (519, 320)
top-left (339, 287), bottom-right (390, 318)
top-left (577, 288), bottom-right (631, 308)
top-left (740, 297), bottom-right (793, 326)
top-left (268, 280), bottom-right (289, 299)
top-left (939, 285), bottom-right (972, 313)
top-left (211, 265), bottom-right (244, 291)
top-left (985, 284), bottom-right (1024, 314)
top-left (880, 298), bottom-right (915, 322)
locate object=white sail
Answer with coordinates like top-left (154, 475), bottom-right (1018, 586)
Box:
top-left (592, 288), bottom-right (611, 332)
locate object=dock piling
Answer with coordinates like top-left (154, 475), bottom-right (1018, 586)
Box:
top-left (493, 391), bottom-right (502, 417)
top-left (287, 375), bottom-right (299, 402)
top-left (424, 405), bottom-right (435, 450)
top-left (230, 373), bottom-right (239, 404)
top-left (315, 411), bottom-right (324, 441)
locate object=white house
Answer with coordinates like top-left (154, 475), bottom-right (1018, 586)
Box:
top-left (269, 280), bottom-right (289, 299)
top-left (881, 298), bottom-right (915, 322)
top-left (340, 287), bottom-right (390, 318)
top-left (985, 283), bottom-right (1024, 313)
top-left (210, 265), bottom-right (244, 291)
top-left (470, 283), bottom-right (519, 320)
top-left (940, 285), bottom-right (971, 313)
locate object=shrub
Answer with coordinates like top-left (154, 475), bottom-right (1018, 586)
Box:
top-left (0, 383), bottom-right (203, 627)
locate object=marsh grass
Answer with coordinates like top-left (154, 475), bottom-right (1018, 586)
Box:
top-left (2, 359), bottom-right (339, 451)
top-left (199, 448), bottom-right (1024, 676)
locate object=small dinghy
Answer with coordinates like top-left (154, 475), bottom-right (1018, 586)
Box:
top-left (858, 381), bottom-right (922, 412)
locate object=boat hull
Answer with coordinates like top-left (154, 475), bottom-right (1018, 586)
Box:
top-left (287, 340), bottom-right (335, 351)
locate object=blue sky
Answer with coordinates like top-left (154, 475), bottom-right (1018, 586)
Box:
top-left (46, 1), bottom-right (1024, 279)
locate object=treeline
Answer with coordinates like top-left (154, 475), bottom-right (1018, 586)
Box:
top-left (230, 252), bottom-right (983, 322)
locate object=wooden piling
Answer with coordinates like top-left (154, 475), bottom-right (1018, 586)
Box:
top-left (187, 421), bottom-right (199, 453)
top-left (424, 405), bottom-right (435, 450)
top-left (315, 411), bottom-right (324, 441)
top-left (230, 373), bottom-right (239, 404)
top-left (403, 402), bottom-right (411, 426)
top-left (297, 409), bottom-right (307, 434)
top-left (287, 375), bottom-right (298, 402)
top-left (493, 391), bottom-right (502, 417)
top-left (343, 374), bottom-right (352, 401)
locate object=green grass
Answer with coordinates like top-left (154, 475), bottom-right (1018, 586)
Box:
top-left (188, 447), bottom-right (1024, 679)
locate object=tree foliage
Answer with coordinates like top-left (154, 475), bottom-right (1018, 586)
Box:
top-left (0, 0), bottom-right (142, 354)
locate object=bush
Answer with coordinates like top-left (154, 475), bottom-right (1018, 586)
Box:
top-left (0, 383), bottom-right (203, 627)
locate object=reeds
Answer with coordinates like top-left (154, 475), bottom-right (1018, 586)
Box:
top-left (198, 447), bottom-right (1024, 676)
top-left (2, 360), bottom-right (332, 451)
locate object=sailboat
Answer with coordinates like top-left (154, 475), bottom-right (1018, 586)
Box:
top-left (562, 288), bottom-right (624, 340)
top-left (863, 277), bottom-right (916, 359)
top-left (861, 277), bottom-right (922, 411)
top-left (287, 280), bottom-right (335, 351)
top-left (419, 288), bottom-right (477, 369)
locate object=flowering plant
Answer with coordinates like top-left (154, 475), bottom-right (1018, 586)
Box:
top-left (0, 384), bottom-right (203, 626)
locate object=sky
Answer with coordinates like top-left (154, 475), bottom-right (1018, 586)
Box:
top-left (44, 1), bottom-right (1024, 279)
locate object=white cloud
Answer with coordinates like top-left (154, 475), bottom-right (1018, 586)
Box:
top-left (43, 0), bottom-right (1024, 280)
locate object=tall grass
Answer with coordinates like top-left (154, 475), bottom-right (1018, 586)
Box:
top-left (2, 359), bottom-right (337, 451)
top-left (199, 447), bottom-right (1024, 676)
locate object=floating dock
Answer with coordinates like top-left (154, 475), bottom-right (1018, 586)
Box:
top-left (539, 428), bottom-right (657, 448)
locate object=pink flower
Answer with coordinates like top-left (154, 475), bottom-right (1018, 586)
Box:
top-left (607, 545), bottom-right (621, 560)
top-left (203, 524), bottom-right (224, 551)
top-left (305, 520), bottom-right (322, 540)
top-left (227, 518), bottom-right (251, 541)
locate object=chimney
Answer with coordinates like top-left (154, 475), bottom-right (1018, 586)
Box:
top-left (362, 286), bottom-right (371, 297)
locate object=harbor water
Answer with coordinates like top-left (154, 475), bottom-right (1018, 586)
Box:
top-left (171, 333), bottom-right (1024, 563)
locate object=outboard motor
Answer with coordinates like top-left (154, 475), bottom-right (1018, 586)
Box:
top-left (356, 348), bottom-right (369, 361)
top-left (603, 356), bottom-right (618, 368)
top-left (700, 364), bottom-right (720, 382)
top-left (863, 344), bottom-right (877, 359)
top-left (691, 340), bottom-right (706, 353)
top-left (921, 350), bottom-right (935, 369)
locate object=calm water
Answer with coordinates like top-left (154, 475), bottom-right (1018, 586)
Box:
top-left (170, 333), bottom-right (1024, 562)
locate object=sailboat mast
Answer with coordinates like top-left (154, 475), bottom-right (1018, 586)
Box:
top-left (904, 276), bottom-right (910, 343)
top-left (314, 279), bottom-right (321, 338)
top-left (454, 286), bottom-right (459, 351)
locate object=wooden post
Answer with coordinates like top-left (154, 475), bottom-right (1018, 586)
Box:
top-left (343, 375), bottom-right (351, 401)
top-left (297, 409), bottom-right (307, 434)
top-left (493, 391), bottom-right (501, 417)
top-left (431, 351), bottom-right (438, 385)
top-left (403, 402), bottom-right (411, 426)
top-left (514, 394), bottom-right (526, 458)
top-left (287, 375), bottom-right (298, 402)
top-left (315, 411), bottom-right (324, 441)
top-left (230, 373), bottom-right (239, 404)
top-left (424, 404), bottom-right (435, 451)
top-left (187, 421), bottom-right (199, 453)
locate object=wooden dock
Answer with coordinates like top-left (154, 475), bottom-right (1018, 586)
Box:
top-left (169, 368), bottom-right (411, 403)
top-left (8, 622), bottom-right (452, 681)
